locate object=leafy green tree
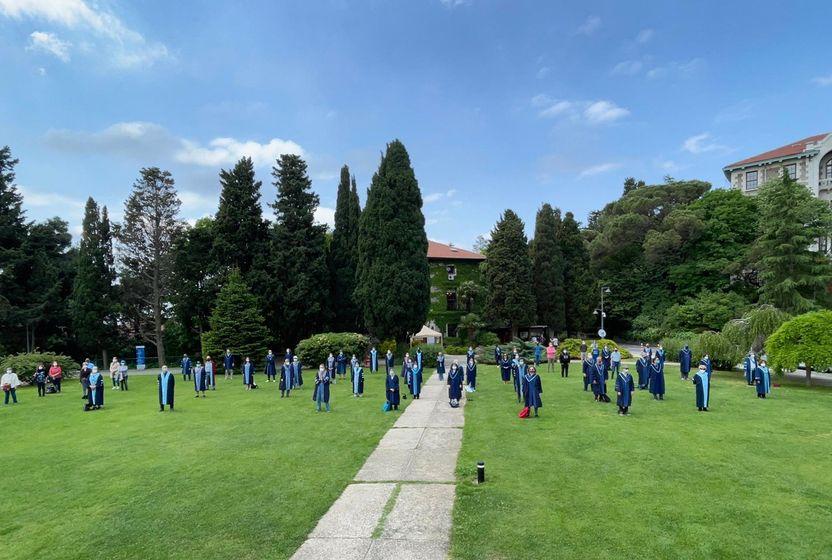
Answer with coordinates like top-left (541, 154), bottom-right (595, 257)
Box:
top-left (720, 304), bottom-right (790, 365)
top-left (329, 165), bottom-right (362, 331)
top-left (355, 140), bottom-right (430, 340)
top-left (0, 146), bottom-right (27, 353)
top-left (269, 154), bottom-right (330, 345)
top-left (661, 290), bottom-right (749, 334)
top-left (753, 172), bottom-right (832, 313)
top-left (767, 310), bottom-right (832, 385)
top-left (458, 280), bottom-right (483, 313)
top-left (202, 269), bottom-right (270, 360)
top-left (459, 312), bottom-right (486, 341)
top-left (530, 203), bottom-right (566, 333)
top-left (483, 209), bottom-right (535, 339)
top-left (559, 211), bottom-right (594, 334)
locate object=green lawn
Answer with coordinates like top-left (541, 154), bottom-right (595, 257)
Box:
top-left (1, 372), bottom-right (403, 560)
top-left (451, 364), bottom-right (832, 560)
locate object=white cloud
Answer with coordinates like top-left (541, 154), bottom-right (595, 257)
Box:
top-left (314, 206), bottom-right (336, 229)
top-left (178, 189), bottom-right (219, 218)
top-left (18, 185), bottom-right (84, 210)
top-left (0, 0), bottom-right (170, 68)
top-left (538, 100), bottom-right (573, 118)
top-left (27, 30), bottom-right (71, 61)
top-left (682, 133), bottom-right (727, 154)
top-left (575, 15), bottom-right (601, 36)
top-left (536, 66), bottom-right (551, 79)
top-left (654, 159), bottom-right (682, 172)
top-left (635, 28), bottom-right (654, 44)
top-left (647, 58), bottom-right (705, 79)
top-left (714, 99), bottom-right (756, 124)
top-left (423, 189), bottom-right (457, 204)
top-left (812, 74), bottom-right (832, 87)
top-left (36, 66), bottom-right (46, 75)
top-left (176, 137), bottom-right (304, 168)
top-left (584, 100), bottom-right (630, 124)
top-left (578, 163), bottom-right (621, 179)
top-left (439, 0), bottom-right (471, 7)
top-left (611, 59), bottom-right (643, 76)
top-left (532, 96), bottom-right (629, 125)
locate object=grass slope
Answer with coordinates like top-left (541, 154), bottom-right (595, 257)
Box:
top-left (452, 364), bottom-right (832, 560)
top-left (1, 372), bottom-right (403, 560)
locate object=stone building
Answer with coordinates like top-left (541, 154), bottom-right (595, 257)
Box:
top-left (426, 240), bottom-right (486, 338)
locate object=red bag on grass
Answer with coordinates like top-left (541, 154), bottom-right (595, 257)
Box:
top-left (518, 406), bottom-right (530, 418)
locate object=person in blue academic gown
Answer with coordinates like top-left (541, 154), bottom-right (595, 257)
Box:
top-left (743, 351), bottom-right (757, 386)
top-left (534, 342), bottom-right (543, 367)
top-left (313, 364), bottom-right (331, 412)
top-left (416, 348), bottom-right (423, 371)
top-left (181, 354), bottom-right (192, 381)
top-left (522, 365), bottom-right (543, 417)
top-left (284, 348), bottom-right (294, 363)
top-left (649, 357), bottom-right (665, 400)
top-left (678, 345), bottom-right (693, 380)
top-left (385, 349), bottom-right (394, 374)
top-left (279, 359), bottom-right (293, 397)
top-left (447, 361), bottom-right (463, 406)
top-left (193, 361), bottom-right (207, 398)
top-left (351, 360), bottom-right (364, 397)
top-left (158, 365), bottom-right (175, 411)
top-left (204, 356), bottom-right (216, 390)
top-left (336, 351), bottom-right (347, 380)
top-left (692, 364), bottom-right (710, 411)
top-left (753, 360), bottom-right (771, 399)
top-left (466, 358), bottom-right (477, 391)
top-left (615, 367), bottom-right (634, 415)
top-left (265, 350), bottom-right (277, 383)
top-left (292, 356), bottom-right (303, 388)
top-left (327, 353), bottom-right (336, 384)
top-left (494, 345), bottom-right (502, 363)
top-left (402, 355), bottom-right (413, 394)
top-left (582, 355), bottom-right (594, 391)
top-left (500, 355), bottom-right (512, 383)
top-left (411, 360), bottom-right (423, 399)
top-left (636, 354), bottom-right (649, 389)
top-left (601, 345), bottom-right (611, 373)
top-left (436, 352), bottom-right (446, 381)
top-left (386, 369), bottom-right (401, 410)
top-left (591, 358), bottom-right (607, 402)
top-left (656, 344), bottom-right (666, 365)
top-left (467, 346), bottom-right (475, 361)
top-left (87, 367), bottom-right (104, 410)
top-left (699, 355), bottom-right (713, 379)
top-left (370, 347), bottom-right (379, 373)
top-left (223, 350), bottom-right (234, 380)
top-left (242, 357), bottom-right (255, 390)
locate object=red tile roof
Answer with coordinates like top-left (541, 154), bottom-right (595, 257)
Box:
top-left (427, 240), bottom-right (485, 261)
top-left (724, 133), bottom-right (830, 170)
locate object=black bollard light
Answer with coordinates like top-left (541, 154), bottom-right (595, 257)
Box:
top-left (477, 461), bottom-right (485, 484)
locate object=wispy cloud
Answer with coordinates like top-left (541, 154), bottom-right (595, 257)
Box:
top-left (439, 0), bottom-right (471, 8)
top-left (635, 28), bottom-right (654, 44)
top-left (532, 95), bottom-right (629, 125)
top-left (575, 15), bottom-right (601, 36)
top-left (812, 74), bottom-right (832, 87)
top-left (584, 101), bottom-right (630, 124)
top-left (647, 58), bottom-right (705, 79)
top-left (424, 189), bottom-right (457, 204)
top-left (682, 133), bottom-right (727, 154)
top-left (177, 138), bottom-right (304, 168)
top-left (611, 59), bottom-right (643, 76)
top-left (578, 162), bottom-right (621, 179)
top-left (536, 66), bottom-right (551, 79)
top-left (26, 30), bottom-right (71, 61)
top-left (714, 99), bottom-right (756, 124)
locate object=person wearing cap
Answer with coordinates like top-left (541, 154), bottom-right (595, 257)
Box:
top-left (753, 359), bottom-right (771, 399)
top-left (649, 356), bottom-right (666, 401)
top-left (313, 364), bottom-right (331, 412)
top-left (447, 361), bottom-right (463, 407)
top-left (615, 366), bottom-right (634, 415)
top-left (2, 368), bottom-right (22, 405)
top-left (87, 366), bottom-right (104, 410)
top-left (386, 368), bottom-right (401, 411)
top-left (193, 361), bottom-right (207, 398)
top-left (158, 365), bottom-right (175, 412)
top-left (181, 354), bottom-right (192, 382)
top-left (522, 365), bottom-right (543, 417)
top-left (692, 364), bottom-right (710, 411)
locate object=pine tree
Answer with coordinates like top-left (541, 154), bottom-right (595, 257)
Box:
top-left (560, 211), bottom-right (594, 334)
top-left (355, 140), bottom-right (430, 340)
top-left (530, 203), bottom-right (566, 334)
top-left (269, 154), bottom-right (330, 345)
top-left (203, 269), bottom-right (270, 360)
top-left (0, 146), bottom-right (27, 352)
top-left (483, 209), bottom-right (535, 339)
top-left (754, 172), bottom-right (832, 313)
top-left (329, 165), bottom-right (362, 331)
top-left (117, 167), bottom-right (183, 367)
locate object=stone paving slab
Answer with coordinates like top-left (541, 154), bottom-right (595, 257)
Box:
top-left (364, 539), bottom-right (450, 560)
top-left (355, 449), bottom-right (412, 482)
top-left (309, 483), bottom-right (395, 538)
top-left (403, 448), bottom-right (458, 482)
top-left (377, 427), bottom-right (424, 450)
top-left (419, 427), bottom-right (462, 451)
top-left (380, 483), bottom-right (456, 541)
top-left (291, 537), bottom-right (372, 560)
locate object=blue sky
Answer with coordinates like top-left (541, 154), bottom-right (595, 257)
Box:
top-left (1, 0), bottom-right (831, 248)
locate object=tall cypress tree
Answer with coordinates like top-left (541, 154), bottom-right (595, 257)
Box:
top-left (530, 203), bottom-right (566, 334)
top-left (355, 140), bottom-right (430, 340)
top-left (0, 146), bottom-right (27, 352)
top-left (270, 154), bottom-right (330, 345)
top-left (329, 165), bottom-right (362, 331)
top-left (560, 211), bottom-right (594, 334)
top-left (483, 209), bottom-right (535, 339)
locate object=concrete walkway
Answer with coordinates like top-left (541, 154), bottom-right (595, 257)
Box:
top-left (291, 373), bottom-right (465, 560)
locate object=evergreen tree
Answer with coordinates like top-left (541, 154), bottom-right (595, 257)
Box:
top-left (329, 165), bottom-right (362, 331)
top-left (0, 146), bottom-right (26, 352)
top-left (269, 154), bottom-right (330, 345)
top-left (559, 211), bottom-right (594, 334)
top-left (483, 209), bottom-right (535, 339)
top-left (355, 140), bottom-right (430, 340)
top-left (116, 167), bottom-right (183, 367)
top-left (754, 172), bottom-right (832, 313)
top-left (203, 269), bottom-right (270, 360)
top-left (530, 204), bottom-right (566, 334)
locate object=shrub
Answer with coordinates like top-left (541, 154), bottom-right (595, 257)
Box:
top-left (767, 310), bottom-right (832, 385)
top-left (445, 345), bottom-right (468, 355)
top-left (475, 331), bottom-right (500, 346)
top-left (378, 339), bottom-right (397, 356)
top-left (696, 331), bottom-right (734, 370)
top-left (0, 352), bottom-right (81, 384)
top-left (410, 343), bottom-right (443, 366)
top-left (559, 338), bottom-right (631, 359)
top-left (661, 332), bottom-right (699, 361)
top-left (295, 332), bottom-right (371, 368)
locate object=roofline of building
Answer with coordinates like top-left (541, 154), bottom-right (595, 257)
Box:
top-left (427, 255), bottom-right (486, 262)
top-left (722, 150), bottom-right (819, 179)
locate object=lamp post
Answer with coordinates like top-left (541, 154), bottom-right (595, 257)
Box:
top-left (594, 286), bottom-right (611, 336)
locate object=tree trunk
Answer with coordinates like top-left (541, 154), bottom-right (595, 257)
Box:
top-left (510, 323), bottom-right (518, 340)
top-left (153, 267), bottom-right (166, 368)
top-left (102, 349), bottom-right (109, 368)
top-left (805, 364), bottom-right (812, 387)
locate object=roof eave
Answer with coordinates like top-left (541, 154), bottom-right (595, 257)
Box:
top-left (722, 150), bottom-right (819, 174)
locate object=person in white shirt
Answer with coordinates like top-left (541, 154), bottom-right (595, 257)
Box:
top-left (2, 368), bottom-right (22, 405)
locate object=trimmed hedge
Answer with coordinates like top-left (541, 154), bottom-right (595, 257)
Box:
top-left (295, 332), bottom-right (370, 368)
top-left (0, 352), bottom-right (81, 384)
top-left (445, 345), bottom-right (469, 355)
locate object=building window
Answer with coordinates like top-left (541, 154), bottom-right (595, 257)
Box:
top-left (826, 160), bottom-right (832, 179)
top-left (447, 324), bottom-right (459, 337)
top-left (446, 265), bottom-right (457, 281)
top-left (745, 170), bottom-right (758, 190)
top-left (446, 290), bottom-right (458, 311)
top-left (784, 163), bottom-right (796, 180)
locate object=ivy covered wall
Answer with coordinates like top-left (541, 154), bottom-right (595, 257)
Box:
top-left (427, 259), bottom-right (484, 336)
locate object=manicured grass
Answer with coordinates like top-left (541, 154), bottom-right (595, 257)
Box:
top-left (1, 372), bottom-right (404, 560)
top-left (451, 364), bottom-right (832, 560)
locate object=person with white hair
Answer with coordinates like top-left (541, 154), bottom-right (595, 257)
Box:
top-left (2, 368), bottom-right (22, 405)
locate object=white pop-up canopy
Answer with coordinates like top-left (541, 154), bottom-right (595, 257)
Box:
top-left (410, 325), bottom-right (443, 346)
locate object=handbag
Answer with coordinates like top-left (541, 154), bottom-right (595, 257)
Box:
top-left (518, 406), bottom-right (530, 418)
top-left (382, 401), bottom-right (391, 412)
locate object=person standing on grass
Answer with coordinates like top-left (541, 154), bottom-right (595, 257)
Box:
top-left (693, 364), bottom-right (710, 411)
top-left (467, 346), bottom-right (475, 362)
top-left (591, 341), bottom-right (599, 361)
top-left (656, 344), bottom-right (666, 365)
top-left (48, 361), bottom-right (63, 393)
top-left (2, 368), bottom-right (21, 405)
top-left (466, 357), bottom-right (477, 391)
top-left (610, 347), bottom-right (621, 376)
top-left (582, 354), bottom-right (593, 391)
top-left (601, 345), bottom-right (611, 374)
top-left (437, 351), bottom-right (446, 381)
top-left (118, 360), bottom-right (129, 391)
top-left (385, 349), bottom-right (394, 375)
top-left (314, 364), bottom-right (331, 412)
top-left (591, 357), bottom-right (607, 402)
top-left (743, 351), bottom-right (757, 386)
top-left (513, 358), bottom-right (525, 402)
top-left (410, 359), bottom-right (423, 399)
top-left (522, 365), bottom-right (543, 417)
top-left (110, 357), bottom-right (120, 389)
top-left (87, 367), bottom-right (104, 410)
top-left (402, 353), bottom-right (413, 394)
top-left (265, 350), bottom-right (277, 383)
top-left (351, 359), bottom-right (364, 398)
top-left (699, 355), bottom-right (713, 380)
top-left (448, 361), bottom-right (463, 407)
top-left (79, 359), bottom-right (92, 400)
top-left (158, 365), bottom-right (175, 412)
top-left (279, 359), bottom-right (293, 398)
top-left (33, 363), bottom-right (47, 397)
top-left (181, 354), bottom-right (192, 382)
top-left (615, 367), bottom-right (634, 415)
top-left (242, 357), bottom-right (255, 391)
top-left (293, 356), bottom-right (303, 388)
top-left (223, 350), bottom-right (234, 381)
top-left (559, 348), bottom-right (571, 378)
top-left (579, 339), bottom-right (587, 361)
top-left (678, 345), bottom-right (693, 381)
top-left (546, 341), bottom-right (556, 372)
top-left (636, 353), bottom-right (649, 390)
top-left (370, 346), bottom-right (378, 373)
top-left (327, 352), bottom-right (336, 384)
top-left (284, 348), bottom-right (294, 364)
top-left (204, 355), bottom-right (216, 390)
top-left (494, 345), bottom-right (502, 364)
top-left (534, 341), bottom-right (543, 367)
top-left (336, 350), bottom-right (347, 380)
top-left (649, 356), bottom-right (666, 400)
top-left (386, 368), bottom-right (401, 411)
top-left (416, 347), bottom-right (423, 371)
top-left (500, 355), bottom-right (512, 384)
top-left (193, 361), bottom-right (207, 398)
top-left (754, 360), bottom-right (771, 399)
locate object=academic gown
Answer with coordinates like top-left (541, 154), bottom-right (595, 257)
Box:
top-left (743, 356), bottom-right (757, 385)
top-left (327, 356), bottom-right (336, 376)
top-left (601, 350), bottom-right (611, 371)
top-left (313, 373), bottom-right (331, 403)
top-left (370, 350), bottom-right (378, 373)
top-left (522, 373), bottom-right (543, 409)
top-left (293, 361), bottom-right (303, 387)
top-left (88, 372), bottom-right (104, 406)
top-left (678, 350), bottom-right (692, 376)
top-left (193, 366), bottom-right (207, 392)
top-left (582, 359), bottom-right (594, 390)
top-left (224, 354), bottom-right (234, 370)
top-left (158, 372), bottom-right (175, 407)
top-left (437, 356), bottom-right (446, 375)
top-left (494, 347), bottom-right (502, 363)
top-left (700, 358), bottom-right (713, 378)
top-left (753, 366), bottom-right (771, 396)
top-left (243, 363), bottom-right (255, 385)
top-left (265, 354), bottom-right (277, 377)
top-left (513, 364), bottom-right (525, 398)
top-left (591, 365), bottom-right (607, 397)
top-left (403, 361), bottom-right (413, 391)
top-left (448, 368), bottom-right (463, 401)
top-left (279, 364), bottom-right (293, 392)
top-left (386, 374), bottom-right (400, 406)
top-left (693, 370), bottom-right (710, 408)
top-left (499, 360), bottom-right (512, 382)
top-left (410, 365), bottom-right (423, 397)
top-left (351, 365), bottom-right (365, 395)
top-left (656, 349), bottom-right (666, 365)
top-left (636, 357), bottom-right (649, 388)
top-left (649, 363), bottom-right (666, 396)
top-left (181, 358), bottom-right (192, 378)
top-left (416, 351), bottom-right (423, 370)
top-left (615, 372), bottom-right (634, 407)
top-left (385, 353), bottom-right (394, 373)
top-left (336, 354), bottom-right (347, 375)
top-left (466, 363), bottom-right (477, 389)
